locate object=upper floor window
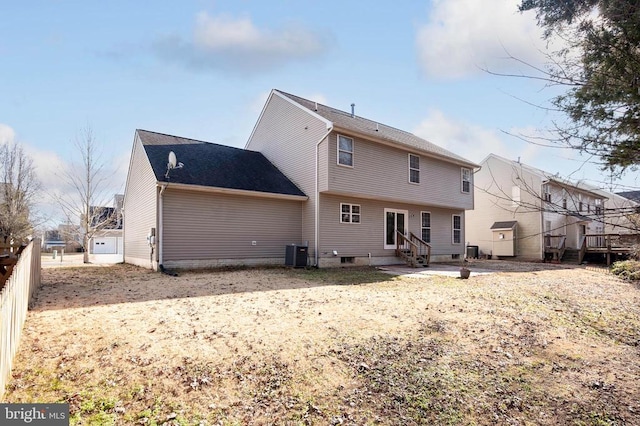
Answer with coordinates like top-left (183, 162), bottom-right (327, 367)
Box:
top-left (542, 184), bottom-right (551, 202)
top-left (562, 189), bottom-right (567, 209)
top-left (595, 198), bottom-right (603, 215)
top-left (578, 194), bottom-right (583, 211)
top-left (338, 135), bottom-right (354, 167)
top-left (452, 214), bottom-right (462, 244)
top-left (340, 203), bottom-right (360, 223)
top-left (511, 186), bottom-right (521, 207)
top-left (461, 168), bottom-right (471, 193)
top-left (409, 154), bottom-right (420, 184)
top-left (421, 211), bottom-right (431, 243)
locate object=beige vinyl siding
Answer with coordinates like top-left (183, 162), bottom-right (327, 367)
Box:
top-left (246, 92), bottom-right (330, 259)
top-left (543, 182), bottom-right (604, 249)
top-left (325, 133), bottom-right (473, 210)
top-left (161, 188), bottom-right (303, 262)
top-left (465, 155), bottom-right (543, 260)
top-left (123, 135), bottom-right (158, 267)
top-left (603, 194), bottom-right (637, 233)
top-left (318, 194), bottom-right (465, 260)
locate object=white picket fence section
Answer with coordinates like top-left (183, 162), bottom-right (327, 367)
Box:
top-left (0, 240), bottom-right (41, 400)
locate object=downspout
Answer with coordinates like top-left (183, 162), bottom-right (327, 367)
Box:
top-left (540, 179), bottom-right (547, 260)
top-left (158, 183), bottom-right (167, 267)
top-left (315, 126), bottom-right (333, 267)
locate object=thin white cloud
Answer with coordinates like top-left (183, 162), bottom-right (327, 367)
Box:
top-left (155, 12), bottom-right (332, 74)
top-left (413, 112), bottom-right (610, 187)
top-left (413, 109), bottom-right (541, 164)
top-left (416, 0), bottom-right (551, 78)
top-left (0, 123), bottom-right (16, 144)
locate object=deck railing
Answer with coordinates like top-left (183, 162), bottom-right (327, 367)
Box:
top-left (395, 231), bottom-right (431, 267)
top-left (544, 235), bottom-right (566, 261)
top-left (585, 233), bottom-right (640, 250)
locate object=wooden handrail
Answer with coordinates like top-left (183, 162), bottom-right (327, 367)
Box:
top-left (395, 230), bottom-right (431, 267)
top-left (557, 236), bottom-right (566, 261)
top-left (409, 232), bottom-right (432, 249)
top-left (409, 232), bottom-right (431, 266)
top-left (578, 235), bottom-right (587, 264)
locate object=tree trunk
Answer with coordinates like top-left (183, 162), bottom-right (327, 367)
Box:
top-left (83, 235), bottom-right (90, 263)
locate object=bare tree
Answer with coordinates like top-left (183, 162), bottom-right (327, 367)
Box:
top-left (0, 142), bottom-right (40, 244)
top-left (56, 127), bottom-right (117, 263)
top-left (486, 1), bottom-right (640, 177)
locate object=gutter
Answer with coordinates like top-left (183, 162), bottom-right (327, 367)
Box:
top-left (315, 126), bottom-right (334, 267)
top-left (158, 183), bottom-right (167, 267)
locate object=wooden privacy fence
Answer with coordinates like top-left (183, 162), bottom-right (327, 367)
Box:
top-left (0, 239), bottom-right (41, 400)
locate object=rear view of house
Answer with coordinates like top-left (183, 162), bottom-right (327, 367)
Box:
top-left (246, 90), bottom-right (479, 267)
top-left (123, 90), bottom-right (479, 269)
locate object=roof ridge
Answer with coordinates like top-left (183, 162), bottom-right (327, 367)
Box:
top-left (275, 90), bottom-right (421, 139)
top-left (137, 129), bottom-right (261, 152)
top-left (274, 89), bottom-right (478, 168)
top-left (136, 129), bottom-right (213, 145)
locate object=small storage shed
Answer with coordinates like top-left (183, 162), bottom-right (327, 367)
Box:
top-left (490, 221), bottom-right (517, 257)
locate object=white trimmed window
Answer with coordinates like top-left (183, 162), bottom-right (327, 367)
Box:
top-left (340, 203), bottom-right (360, 223)
top-left (421, 211), bottom-right (431, 243)
top-left (511, 186), bottom-right (521, 207)
top-left (595, 198), bottom-right (603, 215)
top-left (452, 214), bottom-right (462, 244)
top-left (542, 184), bottom-right (551, 202)
top-left (409, 154), bottom-right (420, 184)
top-left (578, 194), bottom-right (583, 211)
top-left (461, 168), bottom-right (471, 193)
top-left (338, 135), bottom-right (354, 167)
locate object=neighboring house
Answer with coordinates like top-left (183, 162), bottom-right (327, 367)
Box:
top-left (89, 194), bottom-right (124, 256)
top-left (589, 189), bottom-right (639, 234)
top-left (466, 154), bottom-right (607, 261)
top-left (123, 89), bottom-right (478, 269)
top-left (42, 224), bottom-right (82, 252)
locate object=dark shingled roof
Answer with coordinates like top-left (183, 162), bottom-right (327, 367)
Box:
top-left (490, 221), bottom-right (518, 230)
top-left (275, 90), bottom-right (479, 168)
top-left (617, 190), bottom-right (640, 203)
top-left (137, 130), bottom-right (306, 197)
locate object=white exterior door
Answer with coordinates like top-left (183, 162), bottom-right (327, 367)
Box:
top-left (384, 208), bottom-right (408, 249)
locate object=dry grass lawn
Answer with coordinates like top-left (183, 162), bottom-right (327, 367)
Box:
top-left (4, 261), bottom-right (640, 425)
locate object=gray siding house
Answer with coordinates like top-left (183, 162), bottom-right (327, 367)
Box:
top-left (123, 130), bottom-right (307, 270)
top-left (124, 89), bottom-right (478, 269)
top-left (246, 90), bottom-right (478, 267)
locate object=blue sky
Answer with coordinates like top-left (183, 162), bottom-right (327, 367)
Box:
top-left (1, 1), bottom-right (638, 225)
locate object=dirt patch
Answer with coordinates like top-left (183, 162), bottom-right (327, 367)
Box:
top-left (4, 263), bottom-right (640, 425)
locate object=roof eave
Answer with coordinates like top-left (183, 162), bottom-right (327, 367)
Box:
top-left (157, 182), bottom-right (308, 201)
top-left (544, 178), bottom-right (608, 200)
top-left (332, 125), bottom-right (479, 169)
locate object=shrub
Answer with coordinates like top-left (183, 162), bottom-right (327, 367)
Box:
top-left (610, 260), bottom-right (640, 281)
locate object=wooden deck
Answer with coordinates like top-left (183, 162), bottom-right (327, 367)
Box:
top-left (545, 234), bottom-right (640, 265)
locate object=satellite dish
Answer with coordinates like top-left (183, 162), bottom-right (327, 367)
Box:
top-left (165, 151), bottom-right (184, 179)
